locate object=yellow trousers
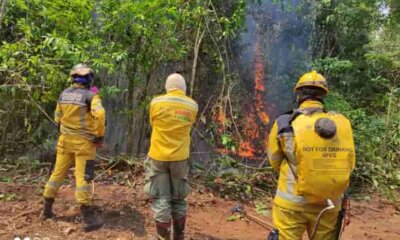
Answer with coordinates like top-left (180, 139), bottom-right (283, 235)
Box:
top-left (272, 204), bottom-right (338, 240)
top-left (43, 135), bottom-right (96, 205)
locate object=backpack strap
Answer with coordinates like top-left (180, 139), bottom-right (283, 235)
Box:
top-left (85, 91), bottom-right (95, 111)
top-left (276, 111), bottom-right (295, 135)
top-left (290, 107), bottom-right (324, 126)
top-left (275, 107), bottom-right (325, 179)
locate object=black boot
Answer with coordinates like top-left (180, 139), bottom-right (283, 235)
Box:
top-left (172, 215), bottom-right (186, 240)
top-left (156, 221), bottom-right (171, 240)
top-left (80, 205), bottom-right (104, 232)
top-left (41, 198), bottom-right (55, 219)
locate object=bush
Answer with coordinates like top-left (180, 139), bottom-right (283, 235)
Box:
top-left (325, 91), bottom-right (400, 193)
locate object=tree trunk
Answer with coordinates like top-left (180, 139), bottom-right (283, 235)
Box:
top-left (190, 25), bottom-right (205, 97)
top-left (382, 87), bottom-right (394, 158)
top-left (135, 71), bottom-right (153, 157)
top-left (0, 0), bottom-right (8, 31)
top-left (126, 37), bottom-right (142, 156)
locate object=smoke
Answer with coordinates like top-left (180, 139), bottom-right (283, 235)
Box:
top-left (237, 0), bottom-right (313, 122)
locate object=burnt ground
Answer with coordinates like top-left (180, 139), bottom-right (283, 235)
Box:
top-left (0, 180), bottom-right (399, 240)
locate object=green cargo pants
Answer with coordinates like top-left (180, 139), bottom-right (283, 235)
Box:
top-left (144, 157), bottom-right (190, 223)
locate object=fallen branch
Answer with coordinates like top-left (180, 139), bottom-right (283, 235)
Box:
top-left (237, 162), bottom-right (272, 171)
top-left (7, 209), bottom-right (40, 222)
top-left (93, 158), bottom-right (121, 181)
top-left (367, 206), bottom-right (383, 213)
top-left (0, 84), bottom-right (49, 89)
top-left (253, 187), bottom-right (270, 194)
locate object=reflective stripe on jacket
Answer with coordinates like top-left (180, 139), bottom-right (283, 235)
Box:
top-left (148, 89), bottom-right (198, 161)
top-left (268, 100), bottom-right (344, 212)
top-left (55, 83), bottom-right (105, 140)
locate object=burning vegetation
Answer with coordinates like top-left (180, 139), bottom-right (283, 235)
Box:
top-left (213, 33), bottom-right (271, 161)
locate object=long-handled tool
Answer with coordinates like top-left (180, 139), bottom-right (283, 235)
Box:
top-left (231, 199), bottom-right (337, 240)
top-left (230, 204), bottom-right (279, 240)
top-left (309, 198), bottom-right (335, 240)
top-left (336, 194), bottom-right (351, 240)
top-left (230, 204), bottom-right (274, 230)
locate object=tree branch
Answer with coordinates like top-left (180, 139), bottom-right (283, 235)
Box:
top-left (0, 0), bottom-right (8, 31)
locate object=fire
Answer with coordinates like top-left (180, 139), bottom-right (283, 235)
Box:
top-left (216, 110), bottom-right (226, 133)
top-left (213, 31), bottom-right (270, 160)
top-left (238, 141), bottom-right (256, 157)
top-left (238, 112), bottom-right (259, 157)
top-left (254, 41), bottom-right (270, 125)
top-left (237, 36), bottom-right (270, 159)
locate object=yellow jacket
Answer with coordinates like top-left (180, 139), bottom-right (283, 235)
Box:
top-left (268, 100), bottom-right (355, 212)
top-left (148, 89), bottom-right (198, 161)
top-left (55, 83), bottom-right (106, 140)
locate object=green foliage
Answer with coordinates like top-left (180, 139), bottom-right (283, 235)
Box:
top-left (0, 0), bottom-right (97, 150)
top-left (313, 58), bottom-right (353, 77)
top-left (227, 214), bottom-right (242, 221)
top-left (254, 201), bottom-right (270, 216)
top-left (0, 176), bottom-right (13, 183)
top-left (95, 0), bottom-right (189, 74)
top-left (324, 90), bottom-right (400, 193)
top-left (102, 85), bottom-right (127, 98)
top-left (0, 0), bottom-right (247, 156)
top-left (221, 134), bottom-right (237, 152)
top-left (312, 0), bottom-right (400, 194)
top-left (0, 193), bottom-right (22, 202)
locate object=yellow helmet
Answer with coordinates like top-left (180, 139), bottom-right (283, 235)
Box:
top-left (69, 63), bottom-right (93, 77)
top-left (294, 70), bottom-right (328, 93)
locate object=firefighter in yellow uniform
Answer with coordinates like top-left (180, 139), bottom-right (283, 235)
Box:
top-left (42, 64), bottom-right (106, 232)
top-left (268, 71), bottom-right (356, 240)
top-left (145, 73), bottom-right (198, 240)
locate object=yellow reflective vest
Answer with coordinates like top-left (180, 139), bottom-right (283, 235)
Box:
top-left (55, 83), bottom-right (106, 140)
top-left (268, 100), bottom-right (355, 212)
top-left (148, 89), bottom-right (198, 161)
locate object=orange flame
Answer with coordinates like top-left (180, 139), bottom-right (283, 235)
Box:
top-left (212, 103), bottom-right (226, 134)
top-left (254, 40), bottom-right (270, 125)
top-left (238, 112), bottom-right (259, 157)
top-left (213, 32), bottom-right (270, 160)
top-left (236, 36), bottom-right (270, 159)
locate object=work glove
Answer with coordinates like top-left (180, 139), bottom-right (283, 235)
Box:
top-left (90, 86), bottom-right (99, 95)
top-left (93, 136), bottom-right (105, 148)
top-left (267, 229), bottom-right (279, 240)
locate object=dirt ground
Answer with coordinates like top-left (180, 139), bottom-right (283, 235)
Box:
top-left (0, 181), bottom-right (399, 240)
